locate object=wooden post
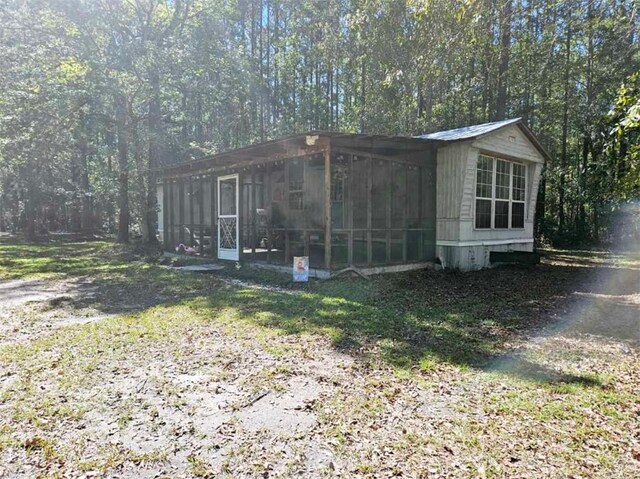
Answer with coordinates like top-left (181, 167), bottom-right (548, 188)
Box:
top-left (324, 144), bottom-right (332, 270)
top-left (366, 155), bottom-right (372, 266)
top-left (418, 165), bottom-right (423, 261)
top-left (162, 179), bottom-right (169, 250)
top-left (386, 161), bottom-right (391, 264)
top-left (166, 180), bottom-right (171, 249)
top-left (402, 145), bottom-right (408, 263)
top-left (284, 161), bottom-right (290, 263)
top-left (179, 179), bottom-right (185, 245)
top-left (347, 154), bottom-right (354, 266)
top-left (238, 171), bottom-right (243, 259)
top-left (266, 162), bottom-right (272, 263)
top-left (189, 176), bottom-right (194, 246)
top-left (212, 175), bottom-right (217, 257)
top-left (199, 176), bottom-right (205, 255)
top-left (251, 165), bottom-right (256, 259)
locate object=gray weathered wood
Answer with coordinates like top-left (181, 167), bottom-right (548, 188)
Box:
top-left (199, 176), bottom-right (205, 255)
top-left (324, 144), bottom-right (332, 269)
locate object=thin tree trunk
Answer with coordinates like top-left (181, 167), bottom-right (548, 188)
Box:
top-left (578, 0), bottom-right (594, 241)
top-left (495, 0), bottom-right (512, 120)
top-left (536, 167), bottom-right (546, 241)
top-left (133, 120), bottom-right (149, 242)
top-left (558, 12), bottom-right (572, 236)
top-left (24, 175), bottom-right (37, 241)
top-left (495, 0), bottom-right (511, 121)
top-left (78, 132), bottom-right (93, 234)
top-left (115, 93), bottom-right (130, 244)
top-left (146, 67), bottom-right (161, 245)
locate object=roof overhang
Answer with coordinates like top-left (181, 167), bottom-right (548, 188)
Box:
top-left (415, 118), bottom-right (551, 163)
top-left (158, 131), bottom-right (438, 178)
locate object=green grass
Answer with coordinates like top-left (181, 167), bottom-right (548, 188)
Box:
top-left (0, 239), bottom-right (619, 380)
top-left (0, 240), bottom-right (638, 477)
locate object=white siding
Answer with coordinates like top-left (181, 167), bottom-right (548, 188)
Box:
top-left (471, 124), bottom-right (544, 164)
top-left (460, 147), bottom-right (479, 220)
top-left (528, 163), bottom-right (543, 221)
top-left (435, 123), bottom-right (544, 271)
top-left (436, 142), bottom-right (470, 242)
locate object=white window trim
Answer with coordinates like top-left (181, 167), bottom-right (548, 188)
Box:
top-left (474, 154), bottom-right (527, 230)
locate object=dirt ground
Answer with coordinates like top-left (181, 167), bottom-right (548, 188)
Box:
top-left (0, 243), bottom-right (638, 478)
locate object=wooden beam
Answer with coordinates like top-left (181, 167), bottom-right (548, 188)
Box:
top-left (211, 174), bottom-right (217, 257)
top-left (199, 175), bottom-right (205, 255)
top-left (402, 145), bottom-right (408, 263)
top-left (266, 162), bottom-right (272, 264)
top-left (348, 154), bottom-right (354, 266)
top-left (284, 160), bottom-right (290, 264)
top-left (250, 165), bottom-right (256, 259)
top-left (418, 166), bottom-right (423, 260)
top-left (386, 161), bottom-right (391, 264)
top-left (189, 176), bottom-right (194, 246)
top-left (324, 143), bottom-right (332, 270)
top-left (179, 179), bottom-right (185, 245)
top-left (332, 146), bottom-right (427, 165)
top-left (366, 155), bottom-right (372, 266)
top-left (162, 179), bottom-right (169, 250)
top-left (238, 172), bottom-right (243, 259)
top-left (161, 145), bottom-right (329, 180)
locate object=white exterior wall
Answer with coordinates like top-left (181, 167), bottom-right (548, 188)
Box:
top-left (436, 124), bottom-right (544, 271)
top-left (436, 142), bottom-right (471, 242)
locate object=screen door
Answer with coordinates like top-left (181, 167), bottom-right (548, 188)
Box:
top-left (217, 174), bottom-right (239, 261)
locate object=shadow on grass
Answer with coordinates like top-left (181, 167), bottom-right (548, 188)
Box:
top-left (2, 240), bottom-right (638, 388)
top-left (188, 282), bottom-right (616, 388)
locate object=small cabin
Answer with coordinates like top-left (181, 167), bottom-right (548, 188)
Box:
top-left (418, 118), bottom-right (548, 270)
top-left (157, 118), bottom-right (548, 274)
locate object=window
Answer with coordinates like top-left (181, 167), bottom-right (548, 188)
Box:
top-left (289, 160), bottom-right (304, 211)
top-left (475, 155), bottom-right (527, 229)
top-left (331, 162), bottom-right (346, 228)
top-left (511, 163), bottom-right (526, 228)
top-left (475, 156), bottom-right (493, 229)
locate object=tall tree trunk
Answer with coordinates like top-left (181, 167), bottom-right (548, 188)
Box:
top-left (145, 67), bottom-right (161, 245)
top-left (115, 93), bottom-right (130, 244)
top-left (482, 0), bottom-right (494, 121)
top-left (495, 0), bottom-right (511, 120)
top-left (578, 137), bottom-right (589, 240)
top-left (558, 12), bottom-right (572, 236)
top-left (24, 175), bottom-right (37, 242)
top-left (536, 167), bottom-right (546, 241)
top-left (77, 132), bottom-right (93, 234)
top-left (70, 157), bottom-right (82, 233)
top-left (578, 0), bottom-right (594, 241)
top-left (133, 120), bottom-right (149, 242)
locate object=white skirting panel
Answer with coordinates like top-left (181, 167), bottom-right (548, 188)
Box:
top-left (436, 241), bottom-right (534, 271)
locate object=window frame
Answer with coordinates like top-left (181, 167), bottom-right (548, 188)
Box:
top-left (288, 160), bottom-right (304, 211)
top-left (474, 154), bottom-right (527, 230)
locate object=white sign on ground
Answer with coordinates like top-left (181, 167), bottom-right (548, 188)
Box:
top-left (293, 256), bottom-right (309, 282)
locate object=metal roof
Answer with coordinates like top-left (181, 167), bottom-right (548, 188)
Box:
top-left (414, 118), bottom-right (522, 141)
top-left (415, 118), bottom-right (551, 162)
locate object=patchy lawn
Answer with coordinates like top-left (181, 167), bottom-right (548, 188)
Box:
top-left (0, 240), bottom-right (638, 478)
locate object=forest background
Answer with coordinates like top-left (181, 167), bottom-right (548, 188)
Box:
top-left (0, 0), bottom-right (638, 246)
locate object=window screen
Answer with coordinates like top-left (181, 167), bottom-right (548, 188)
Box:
top-left (475, 155), bottom-right (527, 230)
top-left (475, 199), bottom-right (492, 229)
top-left (289, 160), bottom-right (304, 211)
top-left (512, 202), bottom-right (525, 229)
